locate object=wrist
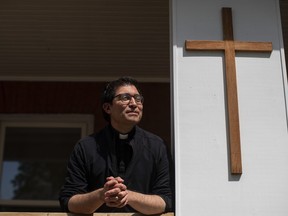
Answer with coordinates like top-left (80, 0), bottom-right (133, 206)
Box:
top-left (97, 188), bottom-right (106, 203)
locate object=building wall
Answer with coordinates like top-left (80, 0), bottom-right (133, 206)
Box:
top-left (0, 81), bottom-right (171, 146)
top-left (172, 0), bottom-right (288, 215)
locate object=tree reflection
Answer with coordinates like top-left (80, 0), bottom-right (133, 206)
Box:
top-left (11, 161), bottom-right (66, 200)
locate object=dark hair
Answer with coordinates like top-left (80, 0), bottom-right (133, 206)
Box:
top-left (101, 76), bottom-right (142, 122)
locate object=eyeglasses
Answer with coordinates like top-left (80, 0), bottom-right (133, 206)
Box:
top-left (113, 93), bottom-right (144, 104)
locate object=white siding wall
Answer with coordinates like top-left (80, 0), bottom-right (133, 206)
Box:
top-left (172, 0), bottom-right (288, 215)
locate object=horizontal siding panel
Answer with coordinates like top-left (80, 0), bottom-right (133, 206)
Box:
top-left (1, 0), bottom-right (287, 82)
top-left (0, 0), bottom-right (169, 81)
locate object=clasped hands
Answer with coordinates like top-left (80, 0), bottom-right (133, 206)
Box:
top-left (103, 176), bottom-right (129, 208)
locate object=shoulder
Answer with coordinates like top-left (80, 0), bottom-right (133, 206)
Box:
top-left (69, 135), bottom-right (97, 162)
top-left (77, 125), bottom-right (110, 146)
top-left (76, 134), bottom-right (97, 149)
top-left (70, 127), bottom-right (109, 163)
top-left (134, 127), bottom-right (170, 164)
top-left (135, 126), bottom-right (166, 149)
top-left (136, 126), bottom-right (163, 140)
top-left (73, 126), bottom-right (108, 153)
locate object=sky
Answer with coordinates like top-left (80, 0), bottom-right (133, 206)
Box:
top-left (0, 161), bottom-right (19, 199)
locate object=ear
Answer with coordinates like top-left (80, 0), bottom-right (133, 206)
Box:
top-left (102, 103), bottom-right (112, 114)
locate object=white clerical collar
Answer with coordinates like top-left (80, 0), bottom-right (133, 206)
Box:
top-left (119, 133), bottom-right (129, 140)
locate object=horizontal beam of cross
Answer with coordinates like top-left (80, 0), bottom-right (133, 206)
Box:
top-left (186, 40), bottom-right (272, 52)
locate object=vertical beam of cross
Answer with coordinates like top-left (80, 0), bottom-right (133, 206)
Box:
top-left (185, 8), bottom-right (272, 174)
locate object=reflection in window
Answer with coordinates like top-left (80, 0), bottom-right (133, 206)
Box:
top-left (0, 127), bottom-right (82, 201)
top-left (1, 161), bottom-right (19, 199)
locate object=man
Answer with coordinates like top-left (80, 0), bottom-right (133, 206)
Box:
top-left (59, 77), bottom-right (172, 214)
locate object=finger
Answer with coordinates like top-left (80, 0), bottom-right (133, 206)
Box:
top-left (106, 176), bottom-right (115, 181)
top-left (104, 195), bottom-right (121, 207)
top-left (117, 198), bottom-right (128, 208)
top-left (110, 182), bottom-right (127, 191)
top-left (115, 176), bottom-right (124, 183)
top-left (115, 195), bottom-right (128, 208)
top-left (104, 178), bottom-right (118, 189)
top-left (104, 195), bottom-right (119, 202)
top-left (116, 183), bottom-right (127, 191)
top-left (105, 187), bottom-right (121, 197)
top-left (105, 196), bottom-right (127, 208)
top-left (116, 190), bottom-right (128, 199)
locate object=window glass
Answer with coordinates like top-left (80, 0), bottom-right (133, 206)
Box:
top-left (0, 127), bottom-right (81, 201)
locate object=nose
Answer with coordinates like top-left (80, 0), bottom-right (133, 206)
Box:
top-left (128, 96), bottom-right (137, 106)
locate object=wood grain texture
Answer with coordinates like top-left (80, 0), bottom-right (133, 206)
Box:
top-left (185, 7), bottom-right (273, 174)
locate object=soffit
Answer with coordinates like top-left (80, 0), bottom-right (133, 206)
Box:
top-left (1, 1), bottom-right (288, 82)
top-left (0, 0), bottom-right (170, 82)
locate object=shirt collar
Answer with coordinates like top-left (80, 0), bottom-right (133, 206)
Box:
top-left (109, 124), bottom-right (136, 140)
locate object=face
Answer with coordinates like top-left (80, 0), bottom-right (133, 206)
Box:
top-left (103, 85), bottom-right (143, 133)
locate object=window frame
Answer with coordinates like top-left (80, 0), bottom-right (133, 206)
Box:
top-left (0, 114), bottom-right (94, 207)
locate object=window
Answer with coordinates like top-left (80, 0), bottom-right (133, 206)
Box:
top-left (0, 114), bottom-right (94, 211)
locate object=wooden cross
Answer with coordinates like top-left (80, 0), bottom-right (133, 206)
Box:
top-left (185, 7), bottom-right (272, 174)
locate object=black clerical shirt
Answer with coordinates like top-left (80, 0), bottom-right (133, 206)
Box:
top-left (59, 124), bottom-right (172, 212)
top-left (115, 134), bottom-right (133, 178)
